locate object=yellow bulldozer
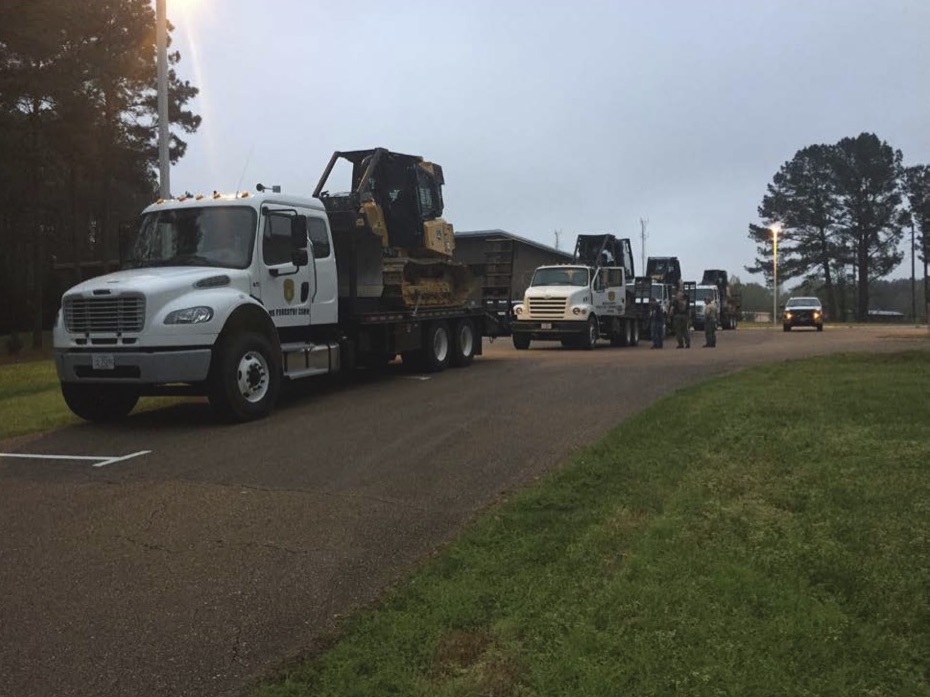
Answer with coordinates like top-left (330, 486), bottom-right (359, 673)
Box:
top-left (313, 148), bottom-right (474, 309)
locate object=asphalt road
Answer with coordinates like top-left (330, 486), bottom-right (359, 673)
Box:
top-left (0, 325), bottom-right (926, 697)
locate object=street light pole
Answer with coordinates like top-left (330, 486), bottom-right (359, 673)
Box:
top-left (772, 225), bottom-right (779, 326)
top-left (156, 0), bottom-right (170, 199)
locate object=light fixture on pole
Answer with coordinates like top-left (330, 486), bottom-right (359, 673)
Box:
top-left (156, 0), bottom-right (170, 198)
top-left (771, 223), bottom-right (780, 326)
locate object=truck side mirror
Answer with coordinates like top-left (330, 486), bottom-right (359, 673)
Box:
top-left (291, 248), bottom-right (309, 267)
top-left (291, 215), bottom-right (308, 249)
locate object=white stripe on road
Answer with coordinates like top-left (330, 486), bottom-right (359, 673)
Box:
top-left (0, 450), bottom-right (151, 468)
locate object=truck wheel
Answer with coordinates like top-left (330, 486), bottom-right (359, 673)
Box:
top-left (416, 321), bottom-right (451, 372)
top-left (450, 318), bottom-right (476, 367)
top-left (580, 316), bottom-right (598, 350)
top-left (630, 320), bottom-right (640, 346)
top-left (208, 331), bottom-right (281, 422)
top-left (61, 383), bottom-right (139, 422)
top-left (513, 333), bottom-right (531, 350)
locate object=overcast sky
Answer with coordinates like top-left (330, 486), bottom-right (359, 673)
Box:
top-left (168, 0), bottom-right (930, 285)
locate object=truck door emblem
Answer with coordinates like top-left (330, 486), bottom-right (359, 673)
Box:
top-left (283, 278), bottom-right (295, 304)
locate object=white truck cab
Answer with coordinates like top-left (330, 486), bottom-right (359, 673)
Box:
top-left (510, 264), bottom-right (639, 349)
top-left (691, 284), bottom-right (720, 330)
top-left (54, 191), bottom-right (339, 421)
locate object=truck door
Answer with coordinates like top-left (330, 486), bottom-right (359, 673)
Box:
top-left (258, 208), bottom-right (314, 328)
top-left (592, 267), bottom-right (623, 317)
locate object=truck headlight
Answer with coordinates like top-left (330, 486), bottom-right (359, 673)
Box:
top-left (785, 312), bottom-right (793, 319)
top-left (165, 306), bottom-right (214, 324)
top-left (514, 305), bottom-right (524, 316)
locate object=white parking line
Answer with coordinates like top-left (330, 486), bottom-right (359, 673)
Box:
top-left (0, 450), bottom-right (151, 468)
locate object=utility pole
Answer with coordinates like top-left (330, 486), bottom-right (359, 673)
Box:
top-left (911, 221), bottom-right (917, 322)
top-left (639, 217), bottom-right (648, 274)
top-left (156, 0), bottom-right (170, 198)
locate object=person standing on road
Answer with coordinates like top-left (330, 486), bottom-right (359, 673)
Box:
top-left (671, 291), bottom-right (691, 348)
top-left (703, 294), bottom-right (718, 348)
top-left (649, 297), bottom-right (665, 349)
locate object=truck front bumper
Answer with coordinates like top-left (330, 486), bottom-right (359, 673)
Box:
top-left (55, 347), bottom-right (213, 384)
top-left (511, 319), bottom-right (586, 340)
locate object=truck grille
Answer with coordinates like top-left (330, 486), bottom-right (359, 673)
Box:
top-left (64, 294), bottom-right (146, 333)
top-left (528, 298), bottom-right (567, 319)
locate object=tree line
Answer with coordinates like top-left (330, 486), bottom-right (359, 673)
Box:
top-left (747, 133), bottom-right (929, 322)
top-left (0, 0), bottom-right (199, 344)
top-left (736, 277), bottom-right (925, 323)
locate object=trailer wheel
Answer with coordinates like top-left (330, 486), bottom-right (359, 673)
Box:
top-left (630, 319), bottom-right (640, 346)
top-left (409, 321), bottom-right (451, 372)
top-left (61, 383), bottom-right (139, 422)
top-left (513, 333), bottom-right (531, 350)
top-left (208, 331), bottom-right (281, 422)
top-left (580, 315), bottom-right (598, 350)
top-left (609, 318), bottom-right (624, 346)
top-left (450, 318), bottom-right (477, 367)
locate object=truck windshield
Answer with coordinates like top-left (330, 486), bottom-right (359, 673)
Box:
top-left (530, 267), bottom-right (590, 287)
top-left (786, 298), bottom-right (820, 308)
top-left (124, 206), bottom-right (257, 270)
top-left (695, 290), bottom-right (716, 303)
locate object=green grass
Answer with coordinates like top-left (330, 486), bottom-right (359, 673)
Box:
top-left (253, 350), bottom-right (930, 697)
top-left (0, 360), bottom-right (80, 438)
top-left (0, 355), bottom-right (185, 440)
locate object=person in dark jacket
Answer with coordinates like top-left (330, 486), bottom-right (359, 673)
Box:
top-left (649, 298), bottom-right (665, 349)
top-left (670, 291), bottom-right (691, 348)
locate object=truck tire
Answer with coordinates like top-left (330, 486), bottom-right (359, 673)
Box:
top-left (450, 318), bottom-right (476, 367)
top-left (513, 333), bottom-right (531, 350)
top-left (630, 319), bottom-right (640, 346)
top-left (61, 383), bottom-right (139, 422)
top-left (613, 319), bottom-right (632, 347)
top-left (608, 320), bottom-right (622, 347)
top-left (208, 331), bottom-right (281, 422)
top-left (580, 315), bottom-right (598, 350)
top-left (406, 321), bottom-right (451, 371)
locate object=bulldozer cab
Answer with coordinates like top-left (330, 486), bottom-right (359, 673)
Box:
top-left (646, 257), bottom-right (682, 288)
top-left (572, 234), bottom-right (634, 279)
top-left (313, 148), bottom-right (450, 256)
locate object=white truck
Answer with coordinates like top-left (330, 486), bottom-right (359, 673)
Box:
top-left (691, 284), bottom-right (721, 331)
top-left (509, 234), bottom-right (643, 349)
top-left (629, 277), bottom-right (672, 340)
top-left (53, 148), bottom-right (509, 422)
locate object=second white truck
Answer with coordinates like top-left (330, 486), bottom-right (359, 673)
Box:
top-left (510, 234), bottom-right (644, 350)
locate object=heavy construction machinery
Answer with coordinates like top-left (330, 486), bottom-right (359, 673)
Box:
top-left (511, 234), bottom-right (644, 349)
top-left (646, 256), bottom-right (682, 289)
top-left (54, 147), bottom-right (509, 422)
top-left (313, 148), bottom-right (475, 309)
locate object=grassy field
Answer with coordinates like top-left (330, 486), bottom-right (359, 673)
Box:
top-left (252, 350), bottom-right (930, 697)
top-left (0, 359), bottom-right (81, 439)
top-left (0, 334), bottom-right (181, 440)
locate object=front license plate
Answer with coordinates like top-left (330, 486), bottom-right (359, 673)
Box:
top-left (540, 322), bottom-right (552, 329)
top-left (92, 354), bottom-right (115, 370)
